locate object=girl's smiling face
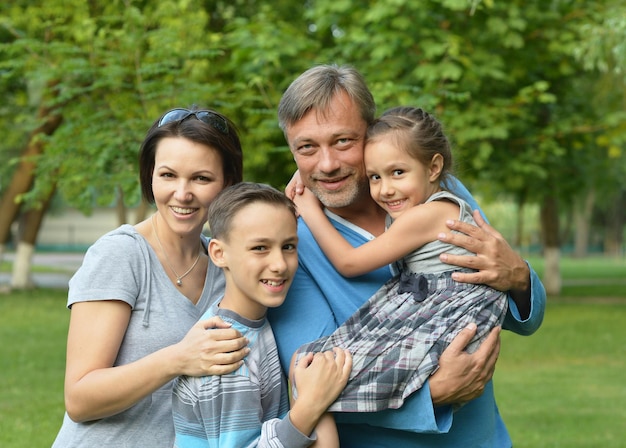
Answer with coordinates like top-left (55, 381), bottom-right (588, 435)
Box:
top-left (365, 137), bottom-right (442, 219)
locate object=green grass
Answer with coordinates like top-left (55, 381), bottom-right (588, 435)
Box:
top-left (525, 255), bottom-right (626, 298)
top-left (0, 289), bottom-right (69, 447)
top-left (0, 256), bottom-right (625, 447)
top-left (496, 302), bottom-right (626, 447)
top-left (525, 255), bottom-right (626, 281)
top-left (0, 261), bottom-right (73, 274)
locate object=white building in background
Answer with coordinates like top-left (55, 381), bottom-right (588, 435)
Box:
top-left (31, 208), bottom-right (144, 251)
top-left (31, 207), bottom-right (208, 251)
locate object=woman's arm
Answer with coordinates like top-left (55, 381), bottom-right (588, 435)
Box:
top-left (294, 188), bottom-right (457, 277)
top-left (64, 300), bottom-right (248, 422)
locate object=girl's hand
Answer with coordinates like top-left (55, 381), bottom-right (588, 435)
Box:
top-left (174, 316), bottom-right (249, 376)
top-left (292, 187), bottom-right (323, 220)
top-left (285, 170), bottom-right (305, 200)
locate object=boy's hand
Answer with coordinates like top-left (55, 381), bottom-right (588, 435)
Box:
top-left (289, 348), bottom-right (352, 436)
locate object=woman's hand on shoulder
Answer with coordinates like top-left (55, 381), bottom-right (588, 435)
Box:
top-left (173, 316), bottom-right (249, 376)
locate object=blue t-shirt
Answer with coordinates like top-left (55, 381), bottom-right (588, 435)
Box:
top-left (267, 178), bottom-right (546, 448)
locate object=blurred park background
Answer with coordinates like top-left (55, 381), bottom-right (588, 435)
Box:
top-left (1, 0), bottom-right (625, 446)
top-left (1, 0), bottom-right (625, 294)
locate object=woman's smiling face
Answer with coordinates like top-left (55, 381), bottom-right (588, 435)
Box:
top-left (151, 136), bottom-right (224, 237)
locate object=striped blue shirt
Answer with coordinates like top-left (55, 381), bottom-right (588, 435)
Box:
top-left (173, 303), bottom-right (314, 448)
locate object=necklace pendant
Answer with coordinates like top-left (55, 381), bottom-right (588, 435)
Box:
top-left (151, 215), bottom-right (202, 290)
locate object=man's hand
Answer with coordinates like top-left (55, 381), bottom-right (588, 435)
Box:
top-left (438, 210), bottom-right (528, 291)
top-left (438, 211), bottom-right (530, 291)
top-left (429, 324), bottom-right (501, 406)
top-left (438, 210), bottom-right (532, 318)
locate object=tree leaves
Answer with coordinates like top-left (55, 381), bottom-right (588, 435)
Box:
top-left (0, 0), bottom-right (623, 228)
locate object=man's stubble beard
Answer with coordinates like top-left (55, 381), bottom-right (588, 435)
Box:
top-left (310, 177), bottom-right (370, 210)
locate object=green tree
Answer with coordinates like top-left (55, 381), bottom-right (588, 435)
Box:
top-left (300, 0), bottom-right (625, 294)
top-left (0, 0), bottom-right (234, 286)
top-left (1, 0), bottom-right (624, 292)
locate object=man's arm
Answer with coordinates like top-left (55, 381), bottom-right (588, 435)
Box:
top-left (444, 177), bottom-right (546, 333)
top-left (437, 210), bottom-right (546, 334)
top-left (430, 177), bottom-right (546, 409)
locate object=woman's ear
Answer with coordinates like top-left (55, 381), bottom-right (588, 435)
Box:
top-left (428, 154), bottom-right (444, 182)
top-left (208, 239), bottom-right (226, 268)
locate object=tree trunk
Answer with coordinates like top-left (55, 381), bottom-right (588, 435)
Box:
top-left (603, 189), bottom-right (625, 257)
top-left (0, 243), bottom-right (5, 268)
top-left (514, 189), bottom-right (528, 248)
top-left (515, 201), bottom-right (525, 249)
top-left (573, 189), bottom-right (595, 258)
top-left (0, 94), bottom-right (63, 250)
top-left (11, 242), bottom-right (36, 289)
top-left (540, 194), bottom-right (561, 295)
top-left (11, 189), bottom-right (55, 289)
top-left (115, 186), bottom-right (127, 225)
top-left (134, 199), bottom-right (151, 224)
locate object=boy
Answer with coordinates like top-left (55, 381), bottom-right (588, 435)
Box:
top-left (172, 182), bottom-right (352, 448)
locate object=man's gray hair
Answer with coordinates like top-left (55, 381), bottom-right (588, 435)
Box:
top-left (278, 64), bottom-right (376, 132)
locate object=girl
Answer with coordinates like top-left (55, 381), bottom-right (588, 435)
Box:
top-left (292, 106), bottom-right (508, 413)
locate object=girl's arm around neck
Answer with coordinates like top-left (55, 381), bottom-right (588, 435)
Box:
top-left (296, 190), bottom-right (459, 277)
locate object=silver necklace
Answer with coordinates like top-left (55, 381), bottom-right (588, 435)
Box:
top-left (151, 214), bottom-right (202, 287)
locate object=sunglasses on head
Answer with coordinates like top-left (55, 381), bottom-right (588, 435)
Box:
top-left (157, 108), bottom-right (229, 135)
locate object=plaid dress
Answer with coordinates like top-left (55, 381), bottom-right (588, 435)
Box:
top-left (294, 191), bottom-right (508, 413)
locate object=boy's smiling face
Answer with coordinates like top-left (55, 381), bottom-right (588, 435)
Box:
top-left (209, 202), bottom-right (298, 320)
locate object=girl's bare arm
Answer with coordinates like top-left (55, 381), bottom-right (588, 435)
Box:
top-left (295, 189), bottom-right (458, 276)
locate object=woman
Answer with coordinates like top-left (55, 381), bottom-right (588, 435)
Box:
top-left (52, 107), bottom-right (248, 447)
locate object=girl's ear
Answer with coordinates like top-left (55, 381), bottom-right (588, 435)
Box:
top-left (208, 239), bottom-right (227, 268)
top-left (428, 154), bottom-right (444, 182)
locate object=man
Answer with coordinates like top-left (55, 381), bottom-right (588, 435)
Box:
top-left (268, 64), bottom-right (545, 447)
